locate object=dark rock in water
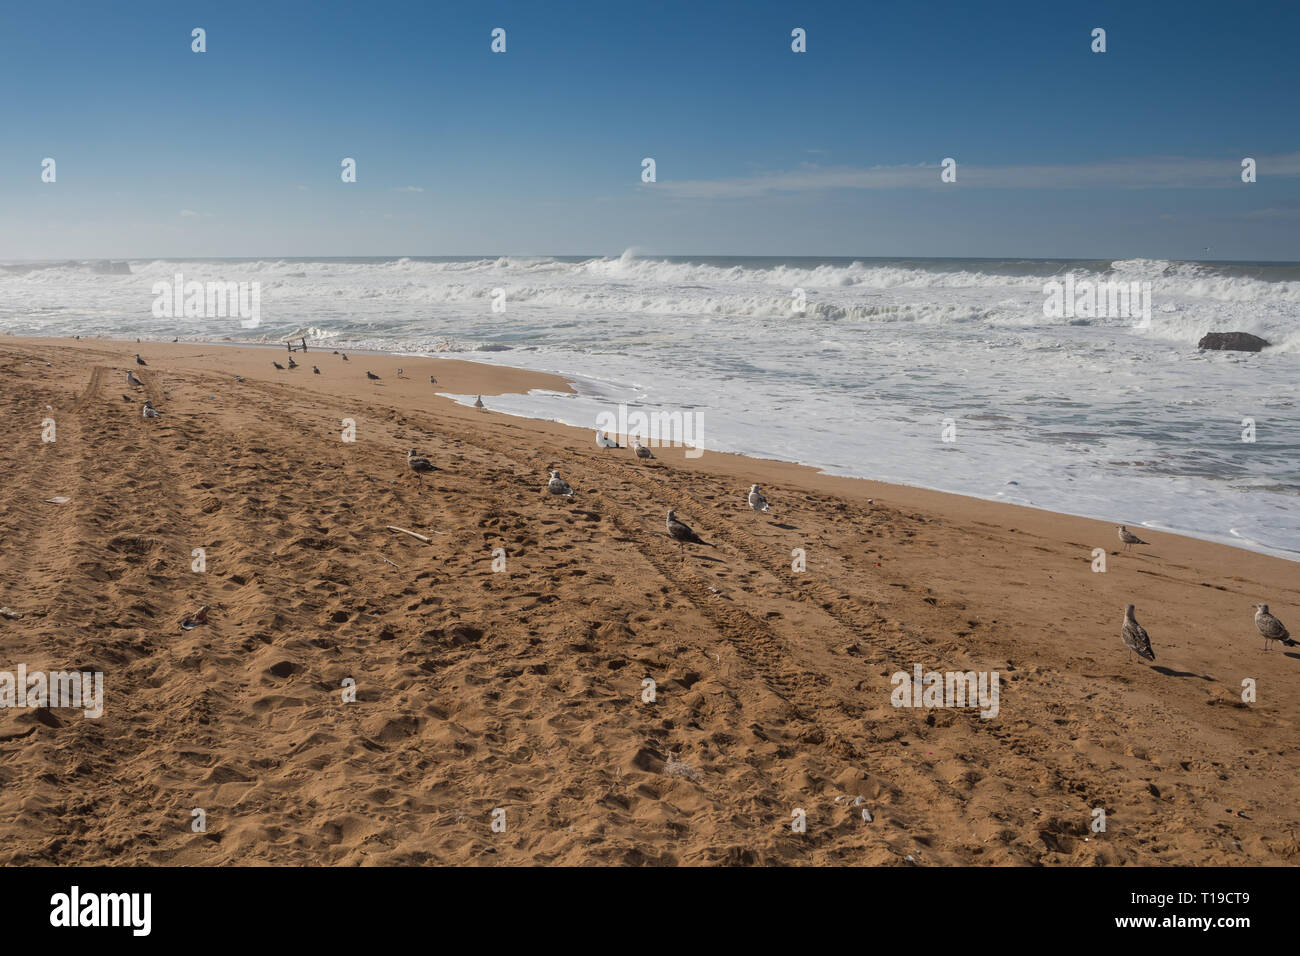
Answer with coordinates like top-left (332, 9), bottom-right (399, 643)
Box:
top-left (473, 344), bottom-right (511, 352)
top-left (1198, 331), bottom-right (1269, 352)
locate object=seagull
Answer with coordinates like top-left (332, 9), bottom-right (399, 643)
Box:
top-left (142, 401), bottom-right (162, 419)
top-left (287, 357), bottom-right (298, 369)
top-left (366, 371), bottom-right (381, 381)
top-left (1121, 604), bottom-right (1155, 662)
top-left (135, 354), bottom-right (147, 366)
top-left (121, 394), bottom-right (132, 403)
top-left (407, 449), bottom-right (436, 484)
top-left (474, 395), bottom-right (485, 409)
top-left (235, 375), bottom-right (245, 382)
top-left (312, 365), bottom-right (320, 374)
top-left (547, 471), bottom-right (575, 497)
top-left (273, 361), bottom-right (285, 370)
top-left (596, 431), bottom-right (622, 449)
top-left (429, 375), bottom-right (437, 385)
top-left (396, 368), bottom-right (404, 376)
top-left (1117, 525), bottom-right (1148, 552)
top-left (341, 353), bottom-right (349, 361)
top-left (633, 440), bottom-right (654, 460)
top-left (667, 510), bottom-right (712, 556)
top-left (126, 371), bottom-right (144, 387)
top-left (747, 484), bottom-right (770, 512)
top-left (1253, 604), bottom-right (1291, 651)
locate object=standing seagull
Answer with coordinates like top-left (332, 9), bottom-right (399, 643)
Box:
top-left (1117, 525), bottom-right (1148, 552)
top-left (272, 361), bottom-right (285, 370)
top-left (287, 357), bottom-right (298, 369)
top-left (312, 365), bottom-right (320, 374)
top-left (1253, 604), bottom-right (1291, 651)
top-left (1121, 604), bottom-right (1155, 662)
top-left (596, 431), bottom-right (622, 449)
top-left (429, 375), bottom-right (438, 385)
top-left (406, 449), bottom-right (436, 485)
top-left (126, 370), bottom-right (144, 388)
top-left (473, 395), bottom-right (485, 409)
top-left (633, 440), bottom-right (654, 460)
top-left (341, 353), bottom-right (349, 361)
top-left (547, 471), bottom-right (575, 498)
top-left (666, 510), bottom-right (713, 557)
top-left (141, 401), bottom-right (162, 419)
top-left (135, 354), bottom-right (148, 366)
top-left (366, 371), bottom-right (381, 381)
top-left (747, 484), bottom-right (771, 513)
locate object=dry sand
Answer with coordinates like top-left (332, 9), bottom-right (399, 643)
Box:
top-left (0, 337), bottom-right (1297, 865)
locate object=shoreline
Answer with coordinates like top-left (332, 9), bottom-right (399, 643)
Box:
top-left (13, 333), bottom-right (1292, 564)
top-left (2, 336), bottom-right (1298, 865)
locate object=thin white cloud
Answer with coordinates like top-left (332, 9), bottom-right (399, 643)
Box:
top-left (393, 185), bottom-right (425, 193)
top-left (179, 209), bottom-right (199, 217)
top-left (650, 153), bottom-right (1300, 198)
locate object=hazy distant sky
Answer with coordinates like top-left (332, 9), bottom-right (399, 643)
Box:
top-left (2, 0), bottom-right (1298, 260)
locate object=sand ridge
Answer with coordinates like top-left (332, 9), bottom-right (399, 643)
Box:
top-left (0, 338), bottom-right (1297, 865)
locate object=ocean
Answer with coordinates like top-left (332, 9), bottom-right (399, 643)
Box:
top-left (3, 252), bottom-right (1297, 558)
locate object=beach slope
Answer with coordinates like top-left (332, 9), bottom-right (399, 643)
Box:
top-left (0, 338), bottom-right (1296, 865)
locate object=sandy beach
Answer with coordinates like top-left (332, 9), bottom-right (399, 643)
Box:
top-left (0, 336), bottom-right (1297, 866)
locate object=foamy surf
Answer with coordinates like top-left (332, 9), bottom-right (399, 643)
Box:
top-left (2, 253), bottom-right (1297, 558)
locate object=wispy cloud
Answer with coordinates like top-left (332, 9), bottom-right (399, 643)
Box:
top-left (179, 209), bottom-right (199, 217)
top-left (393, 185), bottom-right (425, 193)
top-left (651, 153), bottom-right (1300, 199)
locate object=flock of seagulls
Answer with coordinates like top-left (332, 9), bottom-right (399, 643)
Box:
top-left (1123, 601), bottom-right (1293, 661)
top-left (120, 346), bottom-right (1294, 675)
top-left (1118, 522), bottom-right (1294, 662)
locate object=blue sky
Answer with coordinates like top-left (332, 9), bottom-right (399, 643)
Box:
top-left (2, 0), bottom-right (1298, 259)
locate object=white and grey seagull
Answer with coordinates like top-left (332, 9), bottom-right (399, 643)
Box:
top-left (1253, 604), bottom-right (1291, 651)
top-left (1117, 525), bottom-right (1148, 552)
top-left (141, 401), bottom-right (162, 419)
top-left (747, 484), bottom-right (771, 512)
top-left (1121, 604), bottom-right (1155, 663)
top-left (596, 431), bottom-right (622, 449)
top-left (547, 471), bottom-right (575, 498)
top-left (126, 370), bottom-right (144, 388)
top-left (633, 440), bottom-right (654, 460)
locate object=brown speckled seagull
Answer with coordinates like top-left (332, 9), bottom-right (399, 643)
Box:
top-left (1253, 604), bottom-right (1290, 651)
top-left (1117, 525), bottom-right (1148, 552)
top-left (1121, 604), bottom-right (1155, 662)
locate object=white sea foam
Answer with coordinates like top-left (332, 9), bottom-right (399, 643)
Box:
top-left (2, 253), bottom-right (1297, 558)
